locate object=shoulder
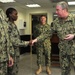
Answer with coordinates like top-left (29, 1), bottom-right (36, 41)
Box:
top-left (53, 18), bottom-right (59, 26)
top-left (68, 13), bottom-right (75, 23)
top-left (69, 13), bottom-right (75, 19)
top-left (53, 17), bottom-right (59, 23)
top-left (45, 24), bottom-right (50, 28)
top-left (69, 13), bottom-right (75, 16)
top-left (0, 8), bottom-right (6, 20)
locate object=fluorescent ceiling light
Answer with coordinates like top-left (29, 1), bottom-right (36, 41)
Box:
top-left (68, 1), bottom-right (75, 5)
top-left (26, 4), bottom-right (41, 7)
top-left (54, 14), bottom-right (57, 16)
top-left (0, 0), bottom-right (15, 3)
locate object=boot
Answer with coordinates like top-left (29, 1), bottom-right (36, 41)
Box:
top-left (46, 66), bottom-right (51, 75)
top-left (35, 65), bottom-right (42, 75)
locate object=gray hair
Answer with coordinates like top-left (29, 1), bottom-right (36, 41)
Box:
top-left (56, 1), bottom-right (68, 11)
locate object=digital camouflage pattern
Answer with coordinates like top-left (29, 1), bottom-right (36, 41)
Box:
top-left (0, 9), bottom-right (11, 75)
top-left (55, 14), bottom-right (75, 75)
top-left (37, 13), bottom-right (75, 75)
top-left (33, 23), bottom-right (51, 67)
top-left (7, 21), bottom-right (29, 75)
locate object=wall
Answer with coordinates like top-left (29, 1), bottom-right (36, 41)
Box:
top-left (2, 7), bottom-right (54, 35)
top-left (2, 6), bottom-right (75, 35)
top-left (2, 6), bottom-right (27, 35)
top-left (25, 6), bottom-right (75, 35)
top-left (25, 8), bottom-right (54, 34)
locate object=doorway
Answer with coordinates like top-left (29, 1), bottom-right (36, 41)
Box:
top-left (31, 14), bottom-right (47, 38)
top-left (31, 13), bottom-right (47, 54)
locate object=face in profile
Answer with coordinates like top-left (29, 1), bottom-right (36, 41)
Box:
top-left (56, 5), bottom-right (65, 18)
top-left (10, 10), bottom-right (18, 21)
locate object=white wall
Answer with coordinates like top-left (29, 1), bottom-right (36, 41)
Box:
top-left (25, 8), bottom-right (55, 34)
top-left (2, 7), bottom-right (54, 35)
top-left (24, 7), bottom-right (75, 35)
top-left (2, 6), bottom-right (27, 35)
top-left (2, 6), bottom-right (75, 35)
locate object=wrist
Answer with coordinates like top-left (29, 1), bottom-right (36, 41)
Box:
top-left (34, 39), bottom-right (37, 43)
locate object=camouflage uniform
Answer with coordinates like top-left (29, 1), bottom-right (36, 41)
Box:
top-left (0, 9), bottom-right (11, 75)
top-left (33, 24), bottom-right (51, 67)
top-left (7, 21), bottom-right (29, 75)
top-left (37, 13), bottom-right (75, 75)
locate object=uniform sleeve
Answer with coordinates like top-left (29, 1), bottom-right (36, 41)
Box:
top-left (8, 26), bottom-right (29, 47)
top-left (71, 14), bottom-right (75, 40)
top-left (9, 34), bottom-right (29, 47)
top-left (18, 41), bottom-right (29, 47)
top-left (36, 23), bottom-right (56, 42)
top-left (9, 42), bottom-right (15, 57)
top-left (36, 29), bottom-right (50, 42)
top-left (37, 23), bottom-right (56, 42)
top-left (7, 25), bottom-right (29, 57)
top-left (5, 24), bottom-right (15, 59)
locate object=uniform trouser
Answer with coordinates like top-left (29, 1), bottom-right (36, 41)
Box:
top-left (59, 42), bottom-right (75, 75)
top-left (0, 61), bottom-right (7, 75)
top-left (36, 45), bottom-right (51, 67)
top-left (7, 56), bottom-right (19, 75)
top-left (59, 52), bottom-right (75, 75)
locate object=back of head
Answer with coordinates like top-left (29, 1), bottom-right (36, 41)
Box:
top-left (56, 1), bottom-right (68, 11)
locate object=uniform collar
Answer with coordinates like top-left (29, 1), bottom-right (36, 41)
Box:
top-left (58, 13), bottom-right (72, 23)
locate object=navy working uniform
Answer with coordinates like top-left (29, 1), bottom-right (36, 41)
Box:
top-left (37, 13), bottom-right (75, 75)
top-left (7, 21), bottom-right (29, 75)
top-left (0, 9), bottom-right (12, 75)
top-left (33, 23), bottom-right (51, 67)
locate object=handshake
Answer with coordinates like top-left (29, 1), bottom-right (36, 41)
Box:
top-left (29, 38), bottom-right (37, 46)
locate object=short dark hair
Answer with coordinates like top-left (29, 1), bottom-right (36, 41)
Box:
top-left (39, 15), bottom-right (47, 21)
top-left (40, 15), bottom-right (47, 19)
top-left (6, 7), bottom-right (17, 18)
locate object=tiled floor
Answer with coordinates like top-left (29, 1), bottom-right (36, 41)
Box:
top-left (18, 53), bottom-right (74, 75)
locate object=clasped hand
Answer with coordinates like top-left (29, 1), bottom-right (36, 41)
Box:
top-left (29, 38), bottom-right (37, 46)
